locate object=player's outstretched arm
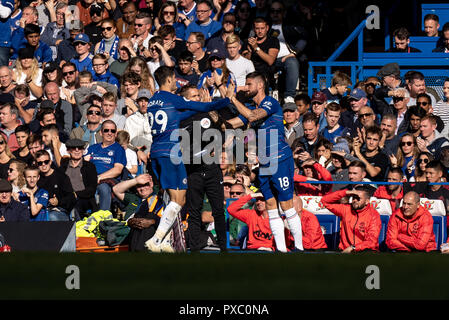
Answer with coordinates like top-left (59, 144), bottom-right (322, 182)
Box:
top-left (230, 95), bottom-right (267, 123)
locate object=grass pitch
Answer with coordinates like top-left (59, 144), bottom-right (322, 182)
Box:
top-left (0, 251), bottom-right (448, 300)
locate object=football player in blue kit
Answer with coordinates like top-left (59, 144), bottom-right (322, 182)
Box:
top-left (145, 66), bottom-right (235, 252)
top-left (226, 72), bottom-right (304, 252)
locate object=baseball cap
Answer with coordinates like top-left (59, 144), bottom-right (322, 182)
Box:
top-left (348, 88), bottom-right (367, 100)
top-left (282, 102), bottom-right (297, 112)
top-left (331, 140), bottom-right (350, 155)
top-left (208, 47), bottom-right (226, 59)
top-left (137, 89), bottom-right (152, 101)
top-left (311, 91), bottom-right (327, 104)
top-left (73, 33), bottom-right (90, 45)
top-left (43, 62), bottom-right (59, 74)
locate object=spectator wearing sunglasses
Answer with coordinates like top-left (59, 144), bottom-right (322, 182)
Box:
top-left (389, 133), bottom-right (420, 180)
top-left (84, 3), bottom-right (105, 47)
top-left (388, 87), bottom-right (410, 135)
top-left (70, 104), bottom-right (103, 148)
top-left (60, 138), bottom-right (98, 220)
top-left (154, 2), bottom-right (186, 41)
top-left (85, 120), bottom-right (127, 211)
top-left (411, 152), bottom-right (434, 182)
top-left (69, 33), bottom-right (94, 75)
top-left (36, 150), bottom-right (76, 221)
top-left (94, 19), bottom-right (120, 63)
top-left (60, 62), bottom-right (79, 104)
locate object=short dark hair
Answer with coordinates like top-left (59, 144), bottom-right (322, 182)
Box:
top-left (154, 66), bottom-right (175, 87)
top-left (349, 160), bottom-right (367, 172)
top-left (246, 71), bottom-right (267, 90)
top-left (354, 185), bottom-right (374, 198)
top-left (178, 50), bottom-right (194, 63)
top-left (393, 27), bottom-right (410, 40)
top-left (365, 125), bottom-right (382, 138)
top-left (35, 149), bottom-right (50, 160)
top-left (42, 124), bottom-right (59, 134)
top-left (408, 105), bottom-right (427, 118)
top-left (295, 93), bottom-right (311, 105)
top-left (416, 92), bottom-right (431, 103)
top-left (424, 13), bottom-right (439, 22)
top-left (15, 124), bottom-right (30, 135)
top-left (302, 112), bottom-right (319, 126)
top-left (427, 160), bottom-right (444, 172)
top-left (158, 24), bottom-right (176, 38)
top-left (388, 166), bottom-right (404, 178)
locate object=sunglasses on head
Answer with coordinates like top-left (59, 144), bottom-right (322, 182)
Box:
top-left (63, 70), bottom-right (75, 76)
top-left (102, 128), bottom-right (117, 133)
top-left (401, 141), bottom-right (413, 147)
top-left (37, 159), bottom-right (51, 166)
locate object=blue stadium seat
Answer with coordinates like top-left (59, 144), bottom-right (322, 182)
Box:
top-left (409, 36), bottom-right (439, 53)
top-left (433, 216), bottom-right (447, 250)
top-left (379, 215), bottom-right (390, 251)
top-left (316, 215), bottom-right (340, 251)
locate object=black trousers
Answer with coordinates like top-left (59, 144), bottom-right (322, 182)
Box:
top-left (185, 163), bottom-right (226, 251)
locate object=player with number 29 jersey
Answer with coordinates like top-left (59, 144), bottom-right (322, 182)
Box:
top-left (147, 90), bottom-right (230, 189)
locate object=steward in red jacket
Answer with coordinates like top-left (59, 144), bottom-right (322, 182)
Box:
top-left (386, 191), bottom-right (437, 252)
top-left (321, 186), bottom-right (381, 253)
top-left (294, 159), bottom-right (333, 196)
top-left (227, 193), bottom-right (276, 251)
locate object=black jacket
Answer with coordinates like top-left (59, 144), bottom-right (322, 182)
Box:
top-left (60, 158), bottom-right (98, 201)
top-left (269, 24), bottom-right (307, 57)
top-left (0, 200), bottom-right (29, 222)
top-left (37, 168), bottom-right (76, 212)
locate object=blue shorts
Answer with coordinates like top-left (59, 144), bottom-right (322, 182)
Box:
top-left (258, 157), bottom-right (294, 202)
top-left (151, 157), bottom-right (188, 190)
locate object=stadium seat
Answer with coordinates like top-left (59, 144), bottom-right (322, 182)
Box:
top-left (419, 198), bottom-right (447, 217)
top-left (370, 197), bottom-right (393, 215)
top-left (299, 196), bottom-right (333, 215)
top-left (379, 215), bottom-right (390, 251)
top-left (433, 216), bottom-right (447, 249)
top-left (316, 215), bottom-right (340, 251)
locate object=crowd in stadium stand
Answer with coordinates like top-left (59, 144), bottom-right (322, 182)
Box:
top-left (1, 0), bottom-right (449, 254)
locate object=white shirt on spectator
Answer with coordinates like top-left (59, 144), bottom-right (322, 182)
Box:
top-left (125, 148), bottom-right (138, 177)
top-left (14, 69), bottom-right (43, 101)
top-left (226, 56), bottom-right (255, 88)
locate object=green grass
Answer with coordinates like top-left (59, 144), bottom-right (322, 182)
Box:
top-left (1, 251), bottom-right (448, 300)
